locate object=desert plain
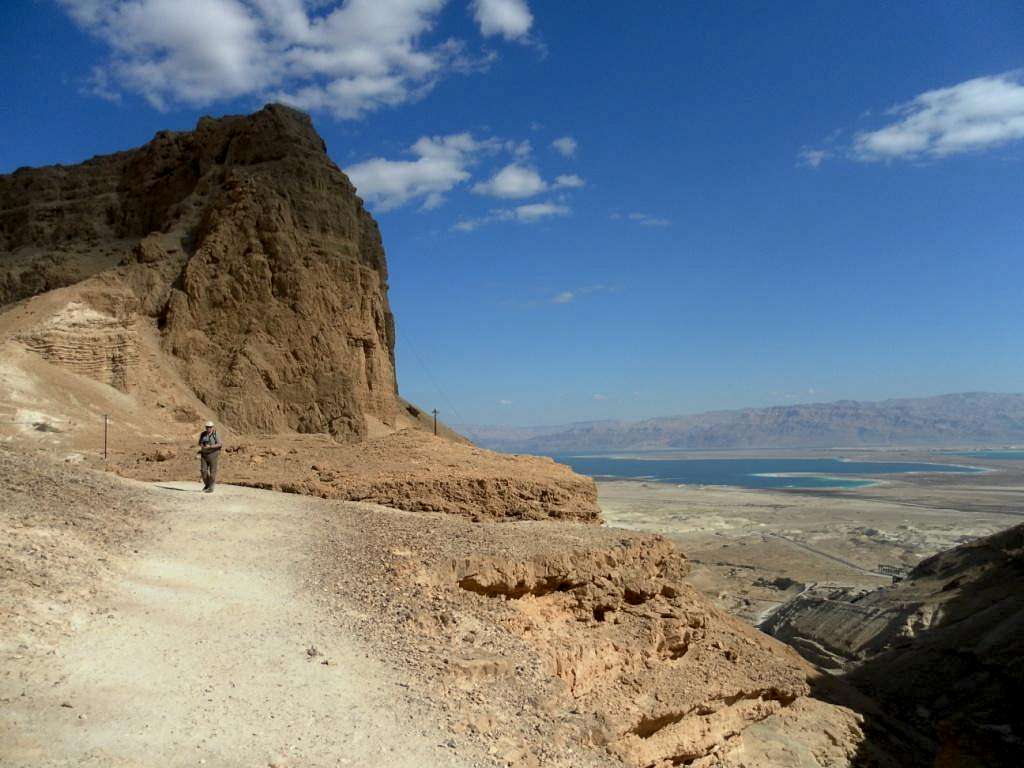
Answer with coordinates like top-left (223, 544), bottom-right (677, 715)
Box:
top-left (595, 449), bottom-right (1024, 625)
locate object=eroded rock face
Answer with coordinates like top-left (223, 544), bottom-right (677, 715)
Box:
top-left (448, 540), bottom-right (813, 766)
top-left (1, 105), bottom-right (397, 440)
top-left (764, 524), bottom-right (1024, 765)
top-left (313, 512), bottom-right (871, 767)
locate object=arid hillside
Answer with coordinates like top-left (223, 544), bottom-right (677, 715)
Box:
top-left (3, 446), bottom-right (893, 768)
top-left (0, 105), bottom-right (960, 767)
top-left (764, 523), bottom-right (1024, 766)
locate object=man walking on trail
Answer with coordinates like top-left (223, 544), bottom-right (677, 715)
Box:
top-left (198, 421), bottom-right (222, 493)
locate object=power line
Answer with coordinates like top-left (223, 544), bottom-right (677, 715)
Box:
top-left (399, 331), bottom-right (465, 427)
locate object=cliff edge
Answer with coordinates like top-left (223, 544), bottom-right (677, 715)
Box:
top-left (764, 523), bottom-right (1024, 765)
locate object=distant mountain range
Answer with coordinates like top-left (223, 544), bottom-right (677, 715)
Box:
top-left (458, 393), bottom-right (1024, 453)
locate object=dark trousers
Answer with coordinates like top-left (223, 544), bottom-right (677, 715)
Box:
top-left (201, 451), bottom-right (219, 490)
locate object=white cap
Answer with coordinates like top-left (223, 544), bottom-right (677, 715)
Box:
top-left (205, 421), bottom-right (215, 427)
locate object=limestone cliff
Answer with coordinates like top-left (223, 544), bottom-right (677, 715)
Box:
top-left (0, 105), bottom-right (396, 439)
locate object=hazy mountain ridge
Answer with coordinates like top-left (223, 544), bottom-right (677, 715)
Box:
top-left (460, 392), bottom-right (1024, 452)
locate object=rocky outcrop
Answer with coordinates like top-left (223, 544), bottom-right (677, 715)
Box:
top-left (313, 510), bottom-right (873, 767)
top-left (1, 104), bottom-right (397, 440)
top-left (448, 539), bottom-right (813, 766)
top-left (114, 429), bottom-right (601, 522)
top-left (0, 149), bottom-right (132, 306)
top-left (0, 106), bottom-right (607, 526)
top-left (764, 524), bottom-right (1024, 765)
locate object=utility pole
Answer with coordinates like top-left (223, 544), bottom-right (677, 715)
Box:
top-left (431, 409), bottom-right (438, 436)
top-left (103, 414), bottom-right (109, 460)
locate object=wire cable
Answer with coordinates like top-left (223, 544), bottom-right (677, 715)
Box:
top-left (399, 330), bottom-right (465, 427)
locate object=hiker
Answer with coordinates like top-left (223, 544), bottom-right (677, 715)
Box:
top-left (197, 421), bottom-right (222, 493)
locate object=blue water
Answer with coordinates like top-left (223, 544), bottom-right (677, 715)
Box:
top-left (551, 455), bottom-right (983, 490)
top-left (942, 450), bottom-right (1024, 460)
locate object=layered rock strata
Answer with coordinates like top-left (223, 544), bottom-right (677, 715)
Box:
top-left (16, 295), bottom-right (139, 392)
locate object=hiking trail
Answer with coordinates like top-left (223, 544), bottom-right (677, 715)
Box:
top-left (2, 481), bottom-right (472, 768)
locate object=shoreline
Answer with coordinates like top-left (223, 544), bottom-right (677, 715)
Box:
top-left (553, 451), bottom-right (999, 493)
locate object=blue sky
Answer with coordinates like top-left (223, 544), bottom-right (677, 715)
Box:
top-left (2, 1), bottom-right (1023, 426)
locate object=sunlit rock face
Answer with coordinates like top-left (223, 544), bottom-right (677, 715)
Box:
top-left (1, 104), bottom-right (398, 439)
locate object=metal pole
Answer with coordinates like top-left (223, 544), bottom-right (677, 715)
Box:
top-left (103, 414), bottom-right (108, 460)
top-left (432, 409), bottom-right (438, 436)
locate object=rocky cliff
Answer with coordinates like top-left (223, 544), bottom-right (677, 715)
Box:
top-left (1, 104), bottom-right (397, 440)
top-left (763, 524), bottom-right (1024, 765)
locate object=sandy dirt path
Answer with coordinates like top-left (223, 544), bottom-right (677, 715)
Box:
top-left (2, 481), bottom-right (471, 768)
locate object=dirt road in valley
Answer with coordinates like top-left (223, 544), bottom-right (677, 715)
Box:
top-left (1, 481), bottom-right (474, 768)
top-left (764, 533), bottom-right (891, 579)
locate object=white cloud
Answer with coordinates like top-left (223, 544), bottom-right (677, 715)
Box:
top-left (348, 132), bottom-right (499, 211)
top-left (592, 393), bottom-right (607, 401)
top-left (82, 65), bottom-right (121, 103)
top-left (451, 218), bottom-right (487, 232)
top-left (554, 173), bottom-right (584, 189)
top-left (797, 147), bottom-right (829, 168)
top-left (551, 136), bottom-right (577, 157)
top-left (513, 202), bottom-right (569, 221)
top-left (854, 71), bottom-right (1024, 160)
top-left (58, 0), bottom-right (511, 118)
top-left (508, 139), bottom-right (532, 157)
top-left (452, 200), bottom-right (569, 230)
top-left (625, 212), bottom-right (671, 227)
top-left (498, 398), bottom-right (513, 405)
top-left (61, 0), bottom-right (270, 110)
top-left (472, 164), bottom-right (584, 199)
top-left (471, 0), bottom-right (533, 41)
top-left (499, 284), bottom-right (613, 309)
top-left (472, 163), bottom-right (547, 198)
top-left (421, 191), bottom-right (448, 210)
top-left (549, 284), bottom-right (612, 304)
